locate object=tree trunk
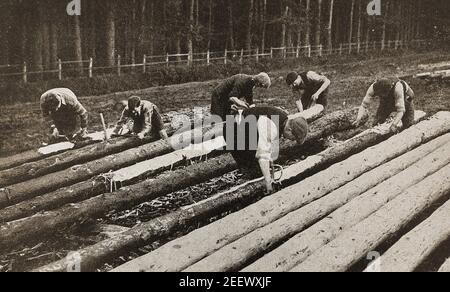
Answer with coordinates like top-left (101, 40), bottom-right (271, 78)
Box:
top-left (356, 0), bottom-right (362, 51)
top-left (105, 0), bottom-right (116, 67)
top-left (381, 0), bottom-right (389, 50)
top-left (327, 0), bottom-right (334, 50)
top-left (188, 0), bottom-right (195, 64)
top-left (281, 5), bottom-right (289, 47)
top-left (315, 0), bottom-right (322, 48)
top-left (348, 0), bottom-right (355, 49)
top-left (207, 0), bottom-right (213, 51)
top-left (73, 15), bottom-right (83, 73)
top-left (246, 0), bottom-right (254, 51)
top-left (304, 0), bottom-right (311, 46)
top-left (261, 0), bottom-right (267, 52)
top-left (30, 1), bottom-right (44, 73)
top-left (227, 0), bottom-right (235, 50)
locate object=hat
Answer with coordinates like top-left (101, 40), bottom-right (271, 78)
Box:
top-left (286, 72), bottom-right (299, 86)
top-left (373, 79), bottom-right (394, 97)
top-left (254, 73), bottom-right (271, 88)
top-left (290, 117), bottom-right (309, 144)
top-left (128, 96), bottom-right (142, 109)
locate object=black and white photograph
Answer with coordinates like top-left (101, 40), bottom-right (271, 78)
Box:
top-left (0, 0), bottom-right (449, 277)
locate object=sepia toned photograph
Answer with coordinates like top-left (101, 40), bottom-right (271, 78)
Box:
top-left (0, 0), bottom-right (449, 277)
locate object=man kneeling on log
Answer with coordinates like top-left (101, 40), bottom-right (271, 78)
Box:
top-left (224, 106), bottom-right (309, 194)
top-left (286, 71), bottom-right (331, 113)
top-left (40, 88), bottom-right (89, 143)
top-left (354, 79), bottom-right (415, 132)
top-left (211, 73), bottom-right (272, 122)
top-left (113, 96), bottom-right (169, 140)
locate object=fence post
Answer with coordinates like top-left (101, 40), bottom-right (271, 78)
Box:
top-left (270, 48), bottom-right (274, 59)
top-left (339, 43), bottom-right (343, 55)
top-left (283, 47), bottom-right (287, 59)
top-left (58, 59), bottom-right (62, 80)
top-left (373, 41), bottom-right (376, 51)
top-left (142, 55), bottom-right (147, 73)
top-left (349, 42), bottom-right (352, 54)
top-left (319, 45), bottom-right (323, 57)
top-left (256, 48), bottom-right (259, 62)
top-left (240, 49), bottom-right (244, 64)
top-left (224, 49), bottom-right (227, 65)
top-left (116, 55), bottom-right (121, 76)
top-left (89, 58), bottom-right (93, 78)
top-left (308, 45), bottom-right (311, 58)
top-left (207, 50), bottom-right (210, 65)
top-left (296, 45), bottom-right (300, 58)
top-left (166, 53), bottom-right (170, 67)
top-left (357, 42), bottom-right (361, 53)
top-left (22, 62), bottom-right (27, 83)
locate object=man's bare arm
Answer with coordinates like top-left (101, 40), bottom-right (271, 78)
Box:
top-left (354, 84), bottom-right (375, 126)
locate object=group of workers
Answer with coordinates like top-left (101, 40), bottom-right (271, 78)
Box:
top-left (40, 69), bottom-right (415, 193)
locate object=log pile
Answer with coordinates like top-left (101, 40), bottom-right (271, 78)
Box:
top-left (2, 103), bottom-right (450, 273)
top-left (112, 112), bottom-right (450, 272)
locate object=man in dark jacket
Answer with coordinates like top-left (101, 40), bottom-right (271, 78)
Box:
top-left (40, 88), bottom-right (89, 142)
top-left (211, 73), bottom-right (271, 121)
top-left (113, 96), bottom-right (169, 140)
top-left (224, 106), bottom-right (309, 194)
top-left (286, 71), bottom-right (331, 112)
top-left (354, 79), bottom-right (415, 131)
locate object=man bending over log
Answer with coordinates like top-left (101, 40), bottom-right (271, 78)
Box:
top-left (354, 79), bottom-right (415, 132)
top-left (113, 96), bottom-right (169, 140)
top-left (286, 71), bottom-right (331, 113)
top-left (224, 106), bottom-right (309, 194)
top-left (211, 73), bottom-right (272, 122)
top-left (40, 88), bottom-right (89, 143)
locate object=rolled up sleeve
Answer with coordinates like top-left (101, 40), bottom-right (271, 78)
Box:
top-left (256, 116), bottom-right (279, 162)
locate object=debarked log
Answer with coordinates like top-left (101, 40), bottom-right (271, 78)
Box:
top-left (111, 112), bottom-right (450, 272)
top-left (0, 107), bottom-right (345, 252)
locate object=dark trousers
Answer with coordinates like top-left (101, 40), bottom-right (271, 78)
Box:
top-left (301, 88), bottom-right (329, 110)
top-left (231, 150), bottom-right (262, 179)
top-left (375, 97), bottom-right (415, 128)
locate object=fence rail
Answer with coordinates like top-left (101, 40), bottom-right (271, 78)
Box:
top-left (0, 39), bottom-right (429, 83)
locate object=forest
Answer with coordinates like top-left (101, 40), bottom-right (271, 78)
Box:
top-left (0, 0), bottom-right (448, 72)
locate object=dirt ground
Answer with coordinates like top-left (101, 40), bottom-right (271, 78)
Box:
top-left (1, 50), bottom-right (450, 157)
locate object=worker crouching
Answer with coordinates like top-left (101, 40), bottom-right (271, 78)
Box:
top-left (40, 88), bottom-right (89, 143)
top-left (113, 96), bottom-right (169, 140)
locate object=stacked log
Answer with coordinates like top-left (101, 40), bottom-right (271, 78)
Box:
top-left (187, 136), bottom-right (450, 272)
top-left (39, 111), bottom-right (417, 272)
top-left (0, 106), bottom-right (334, 250)
top-left (439, 259), bottom-right (450, 273)
top-left (366, 198), bottom-right (450, 272)
top-left (0, 125), bottom-right (222, 208)
top-left (0, 137), bottom-right (226, 223)
top-left (244, 136), bottom-right (450, 272)
top-left (292, 164), bottom-right (450, 272)
top-left (111, 112), bottom-right (450, 272)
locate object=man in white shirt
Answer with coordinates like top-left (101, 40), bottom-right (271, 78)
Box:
top-left (224, 106), bottom-right (309, 194)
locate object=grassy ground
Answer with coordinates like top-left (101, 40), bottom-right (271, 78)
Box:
top-left (1, 50), bottom-right (450, 157)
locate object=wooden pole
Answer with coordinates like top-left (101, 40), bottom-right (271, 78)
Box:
top-left (143, 55), bottom-right (147, 73)
top-left (22, 62), bottom-right (27, 83)
top-left (224, 49), bottom-right (228, 64)
top-left (100, 113), bottom-right (109, 141)
top-left (58, 59), bottom-right (62, 80)
top-left (117, 55), bottom-right (121, 76)
top-left (89, 58), bottom-right (93, 78)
